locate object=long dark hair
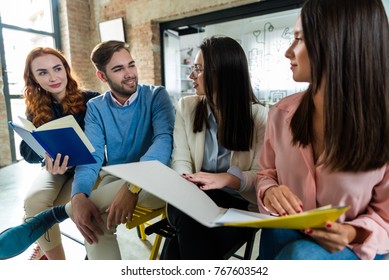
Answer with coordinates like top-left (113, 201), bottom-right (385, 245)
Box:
top-left (290, 0), bottom-right (389, 171)
top-left (193, 36), bottom-right (259, 151)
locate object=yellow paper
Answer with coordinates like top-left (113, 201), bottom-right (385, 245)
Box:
top-left (220, 206), bottom-right (349, 229)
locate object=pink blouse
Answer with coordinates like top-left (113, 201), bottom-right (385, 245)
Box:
top-left (256, 92), bottom-right (389, 260)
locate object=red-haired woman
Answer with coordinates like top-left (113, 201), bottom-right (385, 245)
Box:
top-left (20, 47), bottom-right (99, 260)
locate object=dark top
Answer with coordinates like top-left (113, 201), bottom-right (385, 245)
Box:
top-left (20, 90), bottom-right (100, 166)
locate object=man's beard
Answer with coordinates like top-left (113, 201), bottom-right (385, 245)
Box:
top-left (106, 76), bottom-right (138, 97)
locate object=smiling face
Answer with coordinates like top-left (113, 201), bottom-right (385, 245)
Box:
top-left (98, 48), bottom-right (138, 102)
top-left (30, 54), bottom-right (68, 103)
top-left (189, 50), bottom-right (205, 96)
top-left (285, 17), bottom-right (311, 83)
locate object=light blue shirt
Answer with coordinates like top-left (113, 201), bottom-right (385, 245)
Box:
top-left (202, 107), bottom-right (245, 191)
top-left (110, 90), bottom-right (139, 107)
top-left (202, 109), bottom-right (230, 173)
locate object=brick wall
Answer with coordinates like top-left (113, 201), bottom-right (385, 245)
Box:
top-left (90, 0), bottom-right (255, 86)
top-left (59, 0), bottom-right (105, 93)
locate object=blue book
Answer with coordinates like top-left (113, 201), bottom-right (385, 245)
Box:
top-left (9, 115), bottom-right (96, 166)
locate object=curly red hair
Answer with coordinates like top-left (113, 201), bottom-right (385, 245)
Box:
top-left (23, 47), bottom-right (86, 127)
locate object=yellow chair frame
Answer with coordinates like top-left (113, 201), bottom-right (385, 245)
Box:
top-left (126, 205), bottom-right (166, 260)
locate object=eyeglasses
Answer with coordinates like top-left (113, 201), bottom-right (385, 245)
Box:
top-left (190, 65), bottom-right (203, 78)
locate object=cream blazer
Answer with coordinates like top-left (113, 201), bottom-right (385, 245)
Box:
top-left (171, 95), bottom-right (267, 210)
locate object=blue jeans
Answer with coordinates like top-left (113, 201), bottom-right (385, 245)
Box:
top-left (258, 228), bottom-right (385, 260)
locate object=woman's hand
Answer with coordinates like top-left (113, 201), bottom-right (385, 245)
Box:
top-left (304, 222), bottom-right (361, 253)
top-left (263, 184), bottom-right (303, 215)
top-left (45, 153), bottom-right (69, 175)
top-left (181, 172), bottom-right (240, 190)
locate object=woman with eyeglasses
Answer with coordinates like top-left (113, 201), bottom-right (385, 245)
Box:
top-left (161, 36), bottom-right (267, 259)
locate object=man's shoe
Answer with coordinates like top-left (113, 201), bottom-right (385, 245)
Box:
top-left (28, 245), bottom-right (48, 260)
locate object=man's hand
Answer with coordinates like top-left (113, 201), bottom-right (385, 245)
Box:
top-left (105, 184), bottom-right (138, 230)
top-left (71, 193), bottom-right (104, 244)
top-left (45, 153), bottom-right (69, 175)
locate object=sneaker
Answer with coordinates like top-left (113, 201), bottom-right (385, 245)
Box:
top-left (28, 245), bottom-right (48, 260)
top-left (0, 209), bottom-right (57, 260)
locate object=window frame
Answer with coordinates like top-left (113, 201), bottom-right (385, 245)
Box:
top-left (0, 0), bottom-right (61, 162)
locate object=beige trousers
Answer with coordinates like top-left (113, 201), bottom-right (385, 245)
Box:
top-left (24, 168), bottom-right (73, 251)
top-left (65, 170), bottom-right (165, 260)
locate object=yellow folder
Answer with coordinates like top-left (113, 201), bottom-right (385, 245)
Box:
top-left (219, 206), bottom-right (349, 229)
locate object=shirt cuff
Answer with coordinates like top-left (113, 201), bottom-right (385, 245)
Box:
top-left (227, 166), bottom-right (245, 190)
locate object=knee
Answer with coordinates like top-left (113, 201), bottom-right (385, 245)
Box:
top-left (24, 192), bottom-right (50, 215)
top-left (166, 204), bottom-right (192, 228)
top-left (275, 240), bottom-right (314, 260)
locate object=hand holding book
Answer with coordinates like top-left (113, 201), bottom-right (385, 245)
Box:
top-left (9, 115), bottom-right (96, 166)
top-left (44, 153), bottom-right (70, 174)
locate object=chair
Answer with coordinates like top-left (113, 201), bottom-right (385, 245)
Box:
top-left (144, 217), bottom-right (259, 260)
top-left (81, 205), bottom-right (166, 260)
top-left (222, 227), bottom-right (258, 260)
top-left (125, 205), bottom-right (166, 260)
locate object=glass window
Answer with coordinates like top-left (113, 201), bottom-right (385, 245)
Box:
top-left (3, 28), bottom-right (55, 97)
top-left (10, 98), bottom-right (27, 159)
top-left (206, 9), bottom-right (308, 105)
top-left (164, 8), bottom-right (308, 107)
top-left (0, 0), bottom-right (54, 32)
top-left (0, 0), bottom-right (58, 162)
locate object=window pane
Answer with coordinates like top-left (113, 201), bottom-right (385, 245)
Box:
top-left (204, 9), bottom-right (307, 104)
top-left (2, 28), bottom-right (54, 96)
top-left (164, 8), bottom-right (308, 107)
top-left (0, 0), bottom-right (53, 32)
top-left (10, 98), bottom-right (27, 161)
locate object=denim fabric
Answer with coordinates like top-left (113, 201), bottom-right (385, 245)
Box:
top-left (258, 228), bottom-right (385, 260)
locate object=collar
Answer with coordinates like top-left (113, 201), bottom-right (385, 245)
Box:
top-left (110, 90), bottom-right (139, 107)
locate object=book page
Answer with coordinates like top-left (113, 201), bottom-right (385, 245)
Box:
top-left (103, 161), bottom-right (225, 227)
top-left (17, 116), bottom-right (36, 132)
top-left (9, 121), bottom-right (46, 159)
top-left (216, 208), bottom-right (276, 224)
